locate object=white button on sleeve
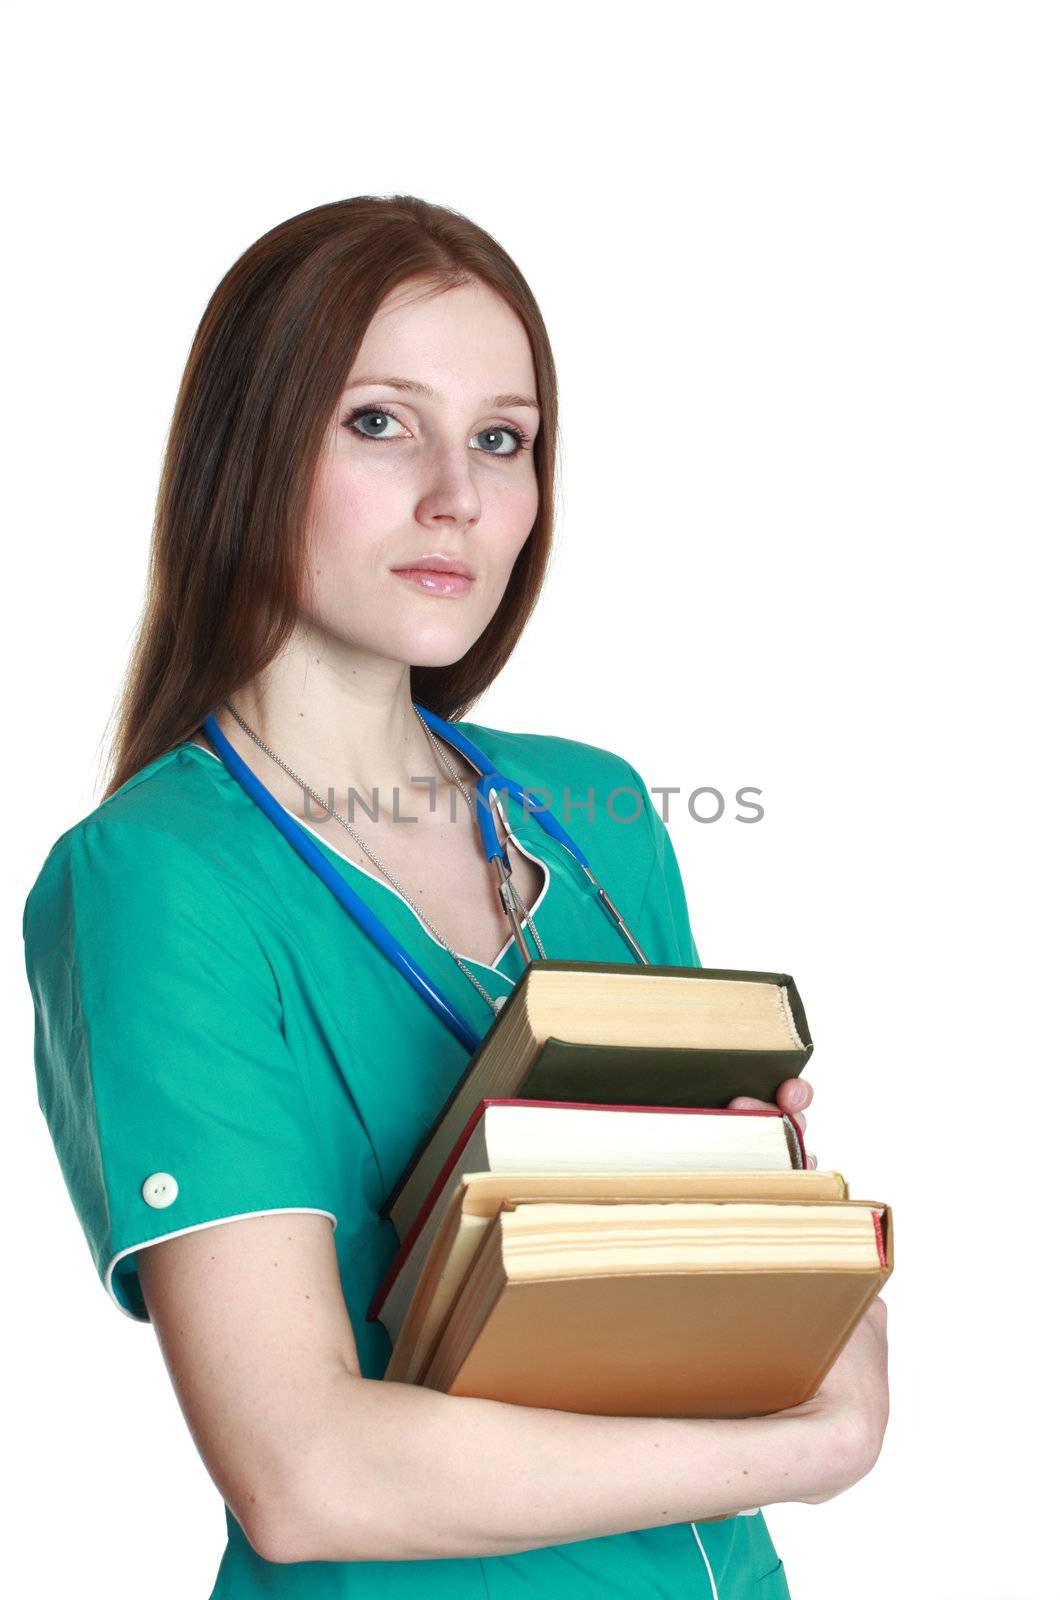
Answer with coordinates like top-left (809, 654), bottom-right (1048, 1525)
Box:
top-left (141, 1172), bottom-right (179, 1208)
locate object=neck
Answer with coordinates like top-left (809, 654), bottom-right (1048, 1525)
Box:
top-left (209, 630), bottom-right (472, 823)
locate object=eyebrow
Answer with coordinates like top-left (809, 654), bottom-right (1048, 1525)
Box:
top-left (343, 374), bottom-right (540, 411)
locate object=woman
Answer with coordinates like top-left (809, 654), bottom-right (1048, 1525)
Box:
top-left (23, 195), bottom-right (888, 1598)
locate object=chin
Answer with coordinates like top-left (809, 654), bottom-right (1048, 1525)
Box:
top-left (405, 645), bottom-right (478, 670)
top-left (391, 621), bottom-right (487, 669)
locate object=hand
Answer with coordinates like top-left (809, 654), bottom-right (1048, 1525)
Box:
top-left (727, 1077), bottom-right (817, 1168)
top-left (771, 1296), bottom-right (891, 1502)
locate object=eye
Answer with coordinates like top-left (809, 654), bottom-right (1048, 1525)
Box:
top-left (342, 405), bottom-right (532, 461)
top-left (343, 406), bottom-right (407, 441)
top-left (470, 425), bottom-right (531, 458)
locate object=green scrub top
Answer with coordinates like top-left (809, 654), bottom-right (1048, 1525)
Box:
top-left (23, 721), bottom-right (790, 1599)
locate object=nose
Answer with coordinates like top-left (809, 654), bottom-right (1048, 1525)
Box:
top-left (415, 441), bottom-right (482, 529)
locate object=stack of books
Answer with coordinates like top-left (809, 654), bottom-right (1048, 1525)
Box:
top-left (368, 961), bottom-right (892, 1419)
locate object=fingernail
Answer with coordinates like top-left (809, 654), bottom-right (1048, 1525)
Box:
top-left (790, 1083), bottom-right (808, 1107)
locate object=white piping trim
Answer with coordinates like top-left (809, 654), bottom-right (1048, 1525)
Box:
top-left (185, 738), bottom-right (552, 981)
top-left (105, 1206), bottom-right (339, 1321)
top-left (689, 1521), bottom-right (720, 1598)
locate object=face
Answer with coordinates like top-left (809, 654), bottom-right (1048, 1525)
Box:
top-left (301, 277), bottom-right (541, 670)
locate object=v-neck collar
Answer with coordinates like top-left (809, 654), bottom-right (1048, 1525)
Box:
top-left (182, 730), bottom-right (565, 979)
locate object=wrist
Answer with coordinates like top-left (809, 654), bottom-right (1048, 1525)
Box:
top-left (781, 1404), bottom-right (870, 1504)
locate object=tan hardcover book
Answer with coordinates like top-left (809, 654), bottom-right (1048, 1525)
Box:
top-left (383, 1168), bottom-right (850, 1385)
top-left (417, 1198), bottom-right (892, 1418)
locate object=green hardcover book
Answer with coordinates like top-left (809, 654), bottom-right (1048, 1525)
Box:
top-left (383, 961), bottom-right (813, 1242)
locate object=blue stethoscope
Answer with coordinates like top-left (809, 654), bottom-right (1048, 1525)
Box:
top-left (201, 706), bottom-right (648, 1052)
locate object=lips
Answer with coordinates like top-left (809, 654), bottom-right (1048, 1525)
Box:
top-left (390, 554), bottom-right (473, 578)
top-left (391, 565), bottom-right (474, 596)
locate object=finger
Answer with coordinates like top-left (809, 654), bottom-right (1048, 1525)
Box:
top-left (808, 1152), bottom-right (818, 1168)
top-left (777, 1077), bottom-right (813, 1114)
top-left (728, 1095), bottom-right (807, 1132)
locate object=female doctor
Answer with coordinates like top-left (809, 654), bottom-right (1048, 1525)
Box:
top-left (23, 195), bottom-right (889, 1599)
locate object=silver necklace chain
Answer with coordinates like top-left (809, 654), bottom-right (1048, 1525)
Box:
top-left (220, 698), bottom-right (547, 1015)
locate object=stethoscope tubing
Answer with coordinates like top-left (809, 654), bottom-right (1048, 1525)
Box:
top-left (200, 706), bottom-right (646, 1052)
top-left (416, 707), bottom-right (649, 965)
top-left (414, 704), bottom-right (591, 868)
top-left (201, 711), bottom-right (483, 1050)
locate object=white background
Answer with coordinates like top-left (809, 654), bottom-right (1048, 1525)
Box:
top-left (4, 3), bottom-right (1057, 1596)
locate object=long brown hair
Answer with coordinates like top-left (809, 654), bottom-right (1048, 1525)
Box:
top-left (100, 195), bottom-right (559, 801)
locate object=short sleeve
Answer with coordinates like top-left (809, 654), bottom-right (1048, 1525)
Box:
top-left (624, 760), bottom-right (703, 968)
top-left (23, 817), bottom-right (339, 1322)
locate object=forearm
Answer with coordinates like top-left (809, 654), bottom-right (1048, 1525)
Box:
top-left (284, 1373), bottom-right (844, 1564)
